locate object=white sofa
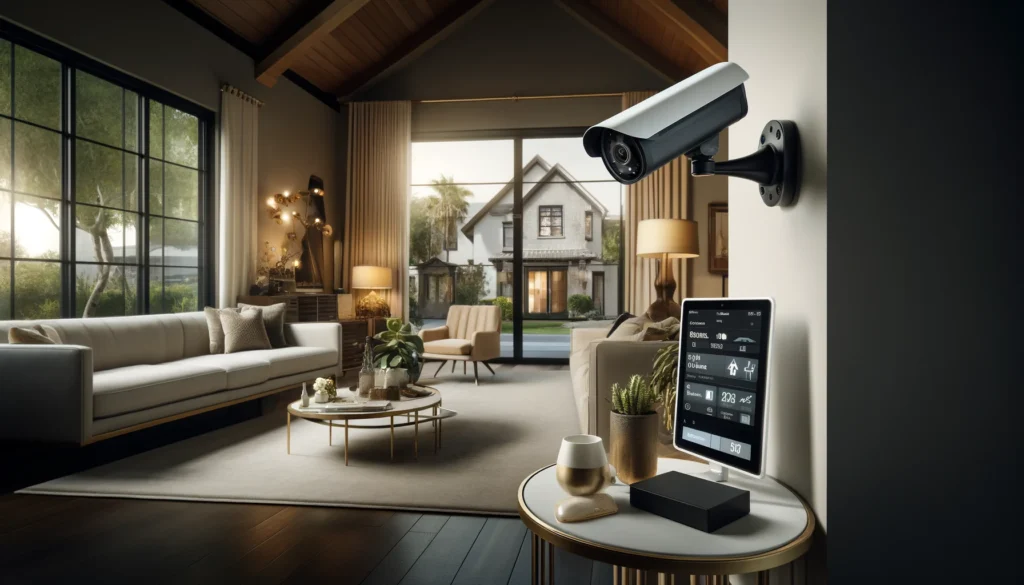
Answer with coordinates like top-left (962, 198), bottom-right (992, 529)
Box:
top-left (0, 312), bottom-right (342, 445)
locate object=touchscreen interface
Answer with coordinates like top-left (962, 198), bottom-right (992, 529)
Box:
top-left (675, 300), bottom-right (771, 473)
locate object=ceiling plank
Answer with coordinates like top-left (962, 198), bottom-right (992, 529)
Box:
top-left (256, 0), bottom-right (373, 87)
top-left (555, 0), bottom-right (688, 83)
top-left (336, 0), bottom-right (493, 99)
top-left (638, 0), bottom-right (727, 65)
top-left (671, 0), bottom-right (727, 49)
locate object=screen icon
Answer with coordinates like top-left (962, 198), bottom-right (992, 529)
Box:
top-left (740, 413), bottom-right (751, 425)
top-left (705, 389), bottom-right (715, 401)
top-left (744, 361), bottom-right (756, 381)
top-left (727, 359), bottom-right (739, 376)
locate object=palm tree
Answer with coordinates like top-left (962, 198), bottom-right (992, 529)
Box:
top-left (424, 175), bottom-right (472, 262)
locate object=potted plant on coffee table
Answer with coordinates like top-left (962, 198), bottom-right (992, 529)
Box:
top-left (649, 342), bottom-right (680, 444)
top-left (373, 318), bottom-right (425, 387)
top-left (609, 374), bottom-right (661, 484)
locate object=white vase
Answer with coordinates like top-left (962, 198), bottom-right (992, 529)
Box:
top-left (314, 391), bottom-right (330, 404)
top-left (386, 368), bottom-right (409, 389)
top-left (374, 369), bottom-right (387, 388)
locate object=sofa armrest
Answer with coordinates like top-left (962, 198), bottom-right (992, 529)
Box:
top-left (470, 330), bottom-right (501, 361)
top-left (0, 344), bottom-right (93, 444)
top-left (420, 326), bottom-right (449, 343)
top-left (285, 323), bottom-right (343, 376)
top-left (570, 327), bottom-right (610, 354)
top-left (588, 340), bottom-right (675, 442)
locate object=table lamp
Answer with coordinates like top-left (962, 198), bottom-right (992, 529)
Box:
top-left (352, 265), bottom-right (393, 318)
top-left (636, 219), bottom-right (699, 320)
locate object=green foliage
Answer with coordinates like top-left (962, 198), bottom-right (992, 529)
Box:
top-left (650, 343), bottom-right (680, 431)
top-left (454, 264), bottom-right (488, 305)
top-left (602, 218), bottom-right (621, 263)
top-left (373, 318), bottom-right (425, 369)
top-left (610, 374), bottom-right (659, 415)
top-left (567, 294), bottom-right (593, 317)
top-left (408, 197), bottom-right (441, 265)
top-left (492, 296), bottom-right (513, 321)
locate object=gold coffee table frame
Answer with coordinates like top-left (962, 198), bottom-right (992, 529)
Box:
top-left (286, 386), bottom-right (455, 465)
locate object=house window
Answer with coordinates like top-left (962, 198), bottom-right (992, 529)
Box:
top-left (0, 30), bottom-right (212, 320)
top-left (584, 211), bottom-right (593, 241)
top-left (539, 205), bottom-right (563, 237)
top-left (502, 221), bottom-right (513, 251)
top-left (443, 218), bottom-right (458, 251)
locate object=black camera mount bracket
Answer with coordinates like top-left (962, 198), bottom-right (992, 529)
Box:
top-left (687, 120), bottom-right (800, 207)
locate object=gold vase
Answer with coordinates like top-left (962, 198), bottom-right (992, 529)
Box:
top-left (609, 411), bottom-right (658, 484)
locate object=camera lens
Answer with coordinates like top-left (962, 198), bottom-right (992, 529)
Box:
top-left (613, 143), bottom-right (631, 164)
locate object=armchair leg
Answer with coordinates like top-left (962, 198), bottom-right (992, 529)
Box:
top-left (434, 361), bottom-right (447, 377)
top-left (473, 361), bottom-right (479, 385)
top-left (482, 361), bottom-right (496, 375)
top-left (451, 361), bottom-right (456, 373)
top-left (463, 362), bottom-right (466, 375)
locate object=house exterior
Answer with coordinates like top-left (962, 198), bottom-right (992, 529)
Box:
top-left (412, 156), bottom-right (619, 320)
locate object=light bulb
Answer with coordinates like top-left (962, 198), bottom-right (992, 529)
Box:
top-left (293, 260), bottom-right (300, 267)
top-left (266, 197), bottom-right (275, 207)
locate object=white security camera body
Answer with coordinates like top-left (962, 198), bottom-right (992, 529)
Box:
top-left (584, 62), bottom-right (800, 206)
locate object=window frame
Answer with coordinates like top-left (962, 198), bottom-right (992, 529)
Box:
top-left (538, 205), bottom-right (563, 238)
top-left (0, 20), bottom-right (215, 318)
top-left (584, 210), bottom-right (593, 241)
top-left (502, 221), bottom-right (513, 251)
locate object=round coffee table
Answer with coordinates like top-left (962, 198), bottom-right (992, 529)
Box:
top-left (286, 385), bottom-right (456, 465)
top-left (518, 458), bottom-right (814, 584)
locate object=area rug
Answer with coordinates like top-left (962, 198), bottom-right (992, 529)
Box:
top-left (19, 365), bottom-right (579, 516)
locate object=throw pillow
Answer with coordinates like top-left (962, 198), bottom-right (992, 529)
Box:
top-left (606, 312), bottom-right (635, 338)
top-left (204, 306), bottom-right (239, 354)
top-left (641, 317), bottom-right (680, 341)
top-left (238, 302), bottom-right (288, 348)
top-left (8, 325), bottom-right (57, 345)
top-left (607, 316), bottom-right (650, 341)
top-left (220, 308), bottom-right (271, 353)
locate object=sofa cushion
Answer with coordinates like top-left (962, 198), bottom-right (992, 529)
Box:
top-left (423, 338), bottom-right (473, 356)
top-left (48, 314), bottom-right (188, 371)
top-left (242, 346), bottom-right (338, 379)
top-left (175, 353), bottom-right (273, 389)
top-left (93, 363), bottom-right (228, 418)
top-left (238, 302), bottom-right (288, 348)
top-left (8, 325), bottom-right (56, 344)
top-left (221, 308), bottom-right (272, 353)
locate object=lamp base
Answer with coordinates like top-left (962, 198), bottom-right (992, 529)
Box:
top-left (645, 298), bottom-right (680, 321)
top-left (356, 291), bottom-right (391, 319)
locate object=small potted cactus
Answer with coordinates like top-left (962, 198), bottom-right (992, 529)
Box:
top-left (609, 375), bottom-right (660, 484)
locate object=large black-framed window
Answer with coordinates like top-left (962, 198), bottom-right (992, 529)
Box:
top-left (0, 21), bottom-right (213, 320)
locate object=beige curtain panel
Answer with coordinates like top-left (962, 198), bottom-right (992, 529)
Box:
top-left (217, 85), bottom-right (260, 308)
top-left (621, 91), bottom-right (693, 315)
top-left (343, 101), bottom-right (412, 317)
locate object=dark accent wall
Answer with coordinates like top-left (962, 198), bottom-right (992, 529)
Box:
top-left (829, 0), bottom-right (1024, 581)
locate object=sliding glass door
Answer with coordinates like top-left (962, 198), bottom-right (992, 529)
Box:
top-left (408, 131), bottom-right (622, 363)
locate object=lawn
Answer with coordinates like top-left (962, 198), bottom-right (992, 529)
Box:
top-left (501, 320), bottom-right (570, 335)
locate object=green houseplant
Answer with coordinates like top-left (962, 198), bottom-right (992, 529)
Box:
top-left (649, 342), bottom-right (680, 443)
top-left (373, 318), bottom-right (425, 382)
top-left (608, 375), bottom-right (660, 484)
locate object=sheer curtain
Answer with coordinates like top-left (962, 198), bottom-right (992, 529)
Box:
top-left (343, 101), bottom-right (412, 317)
top-left (217, 87), bottom-right (261, 308)
top-left (622, 91), bottom-right (692, 315)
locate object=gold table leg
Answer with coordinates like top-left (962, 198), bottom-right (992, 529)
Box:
top-left (286, 411), bottom-right (291, 454)
top-left (344, 419), bottom-right (349, 466)
top-left (329, 421), bottom-right (332, 446)
top-left (433, 406), bottom-right (438, 453)
top-left (414, 410), bottom-right (419, 460)
top-left (390, 415), bottom-right (395, 461)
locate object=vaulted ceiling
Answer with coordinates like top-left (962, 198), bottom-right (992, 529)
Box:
top-left (171, 0), bottom-right (727, 104)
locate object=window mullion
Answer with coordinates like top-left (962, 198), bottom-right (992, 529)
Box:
top-left (63, 63), bottom-right (74, 318)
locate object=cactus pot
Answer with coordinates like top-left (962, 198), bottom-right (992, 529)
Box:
top-left (609, 411), bottom-right (659, 484)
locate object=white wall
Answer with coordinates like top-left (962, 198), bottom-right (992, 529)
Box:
top-left (0, 0), bottom-right (341, 292)
top-left (730, 0), bottom-right (827, 580)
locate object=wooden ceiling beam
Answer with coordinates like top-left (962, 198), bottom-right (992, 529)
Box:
top-left (555, 0), bottom-right (689, 84)
top-left (336, 0), bottom-right (494, 99)
top-left (639, 0), bottom-right (727, 65)
top-left (256, 0), bottom-right (373, 88)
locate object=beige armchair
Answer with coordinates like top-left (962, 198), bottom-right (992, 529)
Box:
top-left (419, 305), bottom-right (501, 385)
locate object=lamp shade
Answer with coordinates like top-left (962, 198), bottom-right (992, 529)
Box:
top-left (351, 265), bottom-right (392, 289)
top-left (635, 219), bottom-right (700, 258)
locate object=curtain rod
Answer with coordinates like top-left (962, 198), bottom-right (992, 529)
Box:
top-left (221, 84), bottom-right (264, 107)
top-left (415, 92), bottom-right (623, 104)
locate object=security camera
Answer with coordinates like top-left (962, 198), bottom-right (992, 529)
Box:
top-left (583, 62), bottom-right (800, 207)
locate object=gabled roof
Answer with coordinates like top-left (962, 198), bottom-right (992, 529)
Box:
top-left (461, 156), bottom-right (608, 240)
top-left (460, 155), bottom-right (551, 238)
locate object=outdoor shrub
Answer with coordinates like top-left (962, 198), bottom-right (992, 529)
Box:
top-left (567, 294), bottom-right (594, 317)
top-left (584, 308), bottom-right (604, 320)
top-left (454, 265), bottom-right (488, 305)
top-left (493, 296), bottom-right (512, 320)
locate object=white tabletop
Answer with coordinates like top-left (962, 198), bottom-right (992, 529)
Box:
top-left (520, 458), bottom-right (810, 559)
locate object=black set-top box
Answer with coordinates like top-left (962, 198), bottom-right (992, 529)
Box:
top-left (629, 471), bottom-right (750, 533)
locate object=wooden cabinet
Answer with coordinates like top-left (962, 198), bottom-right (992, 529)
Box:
top-left (238, 294), bottom-right (337, 323)
top-left (339, 318), bottom-right (370, 373)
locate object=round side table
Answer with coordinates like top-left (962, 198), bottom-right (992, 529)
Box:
top-left (517, 458), bottom-right (814, 584)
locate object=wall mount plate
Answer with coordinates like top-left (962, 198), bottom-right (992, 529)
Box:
top-left (757, 120), bottom-right (800, 207)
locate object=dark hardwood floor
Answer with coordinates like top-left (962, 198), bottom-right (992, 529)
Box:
top-left (0, 495), bottom-right (615, 585)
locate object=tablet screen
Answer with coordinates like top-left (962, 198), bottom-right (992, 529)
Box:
top-left (673, 298), bottom-right (773, 477)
